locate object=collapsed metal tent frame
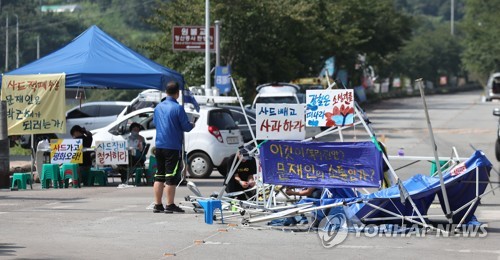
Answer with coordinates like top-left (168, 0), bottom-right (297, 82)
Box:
top-left (180, 77), bottom-right (497, 235)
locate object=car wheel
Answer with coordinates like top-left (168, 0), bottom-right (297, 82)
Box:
top-left (495, 139), bottom-right (500, 162)
top-left (187, 152), bottom-right (213, 178)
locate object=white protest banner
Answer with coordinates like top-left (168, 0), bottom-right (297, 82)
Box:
top-left (50, 139), bottom-right (83, 164)
top-left (256, 103), bottom-right (305, 140)
top-left (305, 89), bottom-right (354, 127)
top-left (95, 141), bottom-right (129, 165)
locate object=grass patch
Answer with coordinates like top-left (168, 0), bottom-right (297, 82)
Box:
top-left (10, 146), bottom-right (32, 156)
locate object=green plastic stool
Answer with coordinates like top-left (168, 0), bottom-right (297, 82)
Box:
top-left (11, 173), bottom-right (33, 190)
top-left (146, 156), bottom-right (157, 185)
top-left (87, 170), bottom-right (107, 186)
top-left (134, 168), bottom-right (146, 185)
top-left (41, 164), bottom-right (60, 189)
top-left (430, 160), bottom-right (447, 176)
top-left (60, 163), bottom-right (80, 188)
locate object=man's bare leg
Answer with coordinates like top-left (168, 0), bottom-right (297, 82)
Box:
top-left (166, 185), bottom-right (176, 205)
top-left (154, 182), bottom-right (166, 204)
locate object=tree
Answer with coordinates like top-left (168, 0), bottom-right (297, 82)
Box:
top-left (143, 0), bottom-right (411, 101)
top-left (462, 0), bottom-right (500, 81)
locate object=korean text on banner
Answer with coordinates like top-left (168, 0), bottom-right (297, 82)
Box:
top-left (95, 141), bottom-right (129, 166)
top-left (50, 139), bottom-right (83, 164)
top-left (0, 73), bottom-right (66, 135)
top-left (259, 141), bottom-right (382, 188)
top-left (256, 104), bottom-right (305, 140)
top-left (305, 89), bottom-right (354, 127)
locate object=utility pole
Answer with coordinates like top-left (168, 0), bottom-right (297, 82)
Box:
top-left (5, 15), bottom-right (8, 71)
top-left (450, 0), bottom-right (455, 35)
top-left (14, 14), bottom-right (18, 68)
top-left (37, 35), bottom-right (40, 59)
top-left (204, 0), bottom-right (210, 95)
top-left (215, 20), bottom-right (220, 67)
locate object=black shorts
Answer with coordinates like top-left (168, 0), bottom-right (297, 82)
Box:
top-left (155, 148), bottom-right (182, 185)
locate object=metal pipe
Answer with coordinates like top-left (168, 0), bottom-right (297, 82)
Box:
top-left (416, 78), bottom-right (453, 224)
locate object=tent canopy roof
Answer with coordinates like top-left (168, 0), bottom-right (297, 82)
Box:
top-left (4, 25), bottom-right (183, 90)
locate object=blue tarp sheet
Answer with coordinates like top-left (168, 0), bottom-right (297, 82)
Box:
top-left (2, 25), bottom-right (183, 90)
top-left (298, 151), bottom-right (492, 225)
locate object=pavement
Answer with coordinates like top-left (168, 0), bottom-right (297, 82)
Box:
top-left (2, 157), bottom-right (500, 259)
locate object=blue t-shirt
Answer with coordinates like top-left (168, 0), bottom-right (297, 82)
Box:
top-left (154, 97), bottom-right (193, 150)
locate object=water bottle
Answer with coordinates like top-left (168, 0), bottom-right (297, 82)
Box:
top-left (398, 147), bottom-right (405, 156)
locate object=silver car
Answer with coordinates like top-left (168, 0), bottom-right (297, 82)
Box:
top-left (485, 72), bottom-right (500, 101)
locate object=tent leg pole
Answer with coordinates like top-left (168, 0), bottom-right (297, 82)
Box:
top-left (416, 79), bottom-right (453, 225)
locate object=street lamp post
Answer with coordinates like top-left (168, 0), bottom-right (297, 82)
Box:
top-left (14, 14), bottom-right (18, 68)
top-left (5, 15), bottom-right (8, 72)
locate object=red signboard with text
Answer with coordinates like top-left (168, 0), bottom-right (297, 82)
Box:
top-left (172, 26), bottom-right (215, 52)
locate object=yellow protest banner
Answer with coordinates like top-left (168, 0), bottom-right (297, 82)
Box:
top-left (0, 73), bottom-right (66, 135)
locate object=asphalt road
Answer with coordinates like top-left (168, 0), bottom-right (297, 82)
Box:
top-left (1, 89), bottom-right (500, 260)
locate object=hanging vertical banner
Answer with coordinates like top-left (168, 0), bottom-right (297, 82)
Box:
top-left (215, 66), bottom-right (231, 94)
top-left (256, 103), bottom-right (305, 140)
top-left (50, 139), bottom-right (83, 164)
top-left (0, 73), bottom-right (66, 135)
top-left (95, 140), bottom-right (129, 165)
top-left (305, 89), bottom-right (354, 127)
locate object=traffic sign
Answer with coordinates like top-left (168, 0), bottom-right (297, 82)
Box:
top-left (172, 26), bottom-right (215, 52)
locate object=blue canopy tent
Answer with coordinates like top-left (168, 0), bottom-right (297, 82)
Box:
top-left (2, 25), bottom-right (184, 90)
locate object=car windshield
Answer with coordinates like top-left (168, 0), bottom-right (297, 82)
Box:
top-left (255, 96), bottom-right (298, 104)
top-left (209, 110), bottom-right (238, 130)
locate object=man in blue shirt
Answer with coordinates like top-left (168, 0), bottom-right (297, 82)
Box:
top-left (153, 81), bottom-right (194, 213)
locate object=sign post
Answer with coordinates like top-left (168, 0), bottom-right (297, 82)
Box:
top-left (172, 26), bottom-right (215, 52)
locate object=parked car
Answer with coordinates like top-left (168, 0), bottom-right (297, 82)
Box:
top-left (493, 108), bottom-right (500, 161)
top-left (485, 72), bottom-right (500, 101)
top-left (250, 82), bottom-right (304, 109)
top-left (220, 105), bottom-right (256, 143)
top-left (91, 106), bottom-right (243, 178)
top-left (20, 101), bottom-right (129, 149)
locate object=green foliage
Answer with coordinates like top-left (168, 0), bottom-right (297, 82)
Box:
top-left (143, 0), bottom-right (412, 101)
top-left (395, 24), bottom-right (463, 82)
top-left (461, 0), bottom-right (500, 80)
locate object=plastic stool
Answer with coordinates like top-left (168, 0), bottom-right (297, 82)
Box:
top-left (430, 160), bottom-right (447, 176)
top-left (11, 173), bottom-right (33, 190)
top-left (134, 168), bottom-right (146, 185)
top-left (146, 156), bottom-right (157, 185)
top-left (198, 200), bottom-right (224, 225)
top-left (87, 170), bottom-right (107, 186)
top-left (41, 164), bottom-right (60, 189)
top-left (60, 163), bottom-right (80, 188)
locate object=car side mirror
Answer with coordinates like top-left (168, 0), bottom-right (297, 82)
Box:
top-left (244, 104), bottom-right (251, 110)
top-left (494, 108), bottom-right (500, 117)
top-left (118, 125), bottom-right (126, 135)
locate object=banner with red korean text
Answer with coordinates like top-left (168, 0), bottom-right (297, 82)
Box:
top-left (50, 139), bottom-right (83, 164)
top-left (0, 73), bottom-right (66, 135)
top-left (95, 141), bottom-right (128, 166)
top-left (256, 104), bottom-right (305, 140)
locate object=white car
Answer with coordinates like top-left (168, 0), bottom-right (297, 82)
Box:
top-left (19, 101), bottom-right (129, 149)
top-left (250, 82), bottom-right (321, 138)
top-left (91, 106), bottom-right (243, 178)
top-left (62, 101), bottom-right (130, 138)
